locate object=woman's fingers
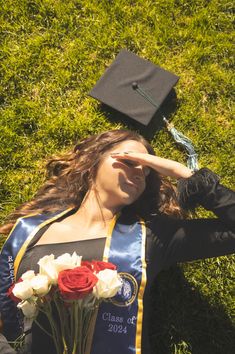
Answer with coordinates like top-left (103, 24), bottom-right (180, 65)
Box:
top-left (111, 152), bottom-right (152, 177)
top-left (110, 152), bottom-right (151, 166)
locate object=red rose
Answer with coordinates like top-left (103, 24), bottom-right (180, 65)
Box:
top-left (58, 266), bottom-right (98, 300)
top-left (92, 261), bottom-right (117, 273)
top-left (80, 261), bottom-right (117, 273)
top-left (81, 261), bottom-right (94, 272)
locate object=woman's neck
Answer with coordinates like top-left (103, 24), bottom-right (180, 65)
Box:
top-left (75, 189), bottom-right (121, 227)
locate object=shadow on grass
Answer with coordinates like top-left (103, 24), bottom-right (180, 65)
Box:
top-left (149, 266), bottom-right (235, 354)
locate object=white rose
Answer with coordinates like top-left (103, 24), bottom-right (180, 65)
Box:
top-left (38, 254), bottom-right (59, 285)
top-left (30, 274), bottom-right (50, 296)
top-left (38, 253), bottom-right (82, 285)
top-left (12, 280), bottom-right (34, 300)
top-left (21, 270), bottom-right (35, 281)
top-left (54, 252), bottom-right (82, 272)
top-left (17, 300), bottom-right (38, 318)
top-left (93, 269), bottom-right (122, 299)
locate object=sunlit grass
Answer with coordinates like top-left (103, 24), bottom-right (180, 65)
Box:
top-left (0, 0), bottom-right (234, 352)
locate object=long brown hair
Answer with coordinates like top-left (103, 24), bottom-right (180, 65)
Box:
top-left (0, 129), bottom-right (184, 235)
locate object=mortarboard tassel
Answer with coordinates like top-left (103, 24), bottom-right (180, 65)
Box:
top-left (132, 82), bottom-right (199, 172)
top-left (162, 117), bottom-right (199, 172)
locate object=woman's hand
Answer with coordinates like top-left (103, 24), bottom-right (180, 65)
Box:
top-left (111, 152), bottom-right (194, 179)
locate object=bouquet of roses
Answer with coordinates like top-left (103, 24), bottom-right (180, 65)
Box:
top-left (8, 252), bottom-right (122, 354)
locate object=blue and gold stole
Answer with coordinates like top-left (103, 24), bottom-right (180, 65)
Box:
top-left (91, 213), bottom-right (147, 354)
top-left (0, 210), bottom-right (147, 352)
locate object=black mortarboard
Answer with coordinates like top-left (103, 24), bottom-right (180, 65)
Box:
top-left (89, 49), bottom-right (199, 171)
top-left (89, 49), bottom-right (179, 126)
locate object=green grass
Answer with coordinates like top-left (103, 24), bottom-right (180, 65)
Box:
top-left (0, 0), bottom-right (234, 352)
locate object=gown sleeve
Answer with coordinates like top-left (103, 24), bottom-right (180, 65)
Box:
top-left (148, 168), bottom-right (235, 273)
top-left (0, 333), bottom-right (17, 354)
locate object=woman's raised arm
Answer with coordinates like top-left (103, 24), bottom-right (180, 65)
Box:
top-left (148, 168), bottom-right (235, 273)
top-left (110, 151), bottom-right (193, 178)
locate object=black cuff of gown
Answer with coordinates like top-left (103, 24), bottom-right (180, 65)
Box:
top-left (177, 167), bottom-right (220, 210)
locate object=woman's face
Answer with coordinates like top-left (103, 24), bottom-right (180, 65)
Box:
top-left (93, 140), bottom-right (150, 209)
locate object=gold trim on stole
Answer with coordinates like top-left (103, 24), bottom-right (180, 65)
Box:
top-left (135, 218), bottom-right (147, 353)
top-left (14, 208), bottom-right (74, 277)
top-left (102, 213), bottom-right (120, 262)
top-left (3, 212), bottom-right (38, 245)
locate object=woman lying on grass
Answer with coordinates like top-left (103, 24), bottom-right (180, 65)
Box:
top-left (0, 129), bottom-right (234, 354)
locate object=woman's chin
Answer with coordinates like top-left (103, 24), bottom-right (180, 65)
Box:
top-left (118, 190), bottom-right (140, 206)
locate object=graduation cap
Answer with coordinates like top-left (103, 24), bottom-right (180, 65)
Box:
top-left (89, 49), bottom-right (179, 126)
top-left (89, 49), bottom-right (198, 171)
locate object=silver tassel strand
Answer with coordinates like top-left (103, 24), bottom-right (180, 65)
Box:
top-left (163, 117), bottom-right (199, 172)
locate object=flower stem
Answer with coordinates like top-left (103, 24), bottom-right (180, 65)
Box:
top-left (78, 301), bottom-right (83, 354)
top-left (42, 300), bottom-right (62, 354)
top-left (34, 318), bottom-right (53, 338)
top-left (72, 301), bottom-right (79, 354)
top-left (54, 294), bottom-right (69, 353)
